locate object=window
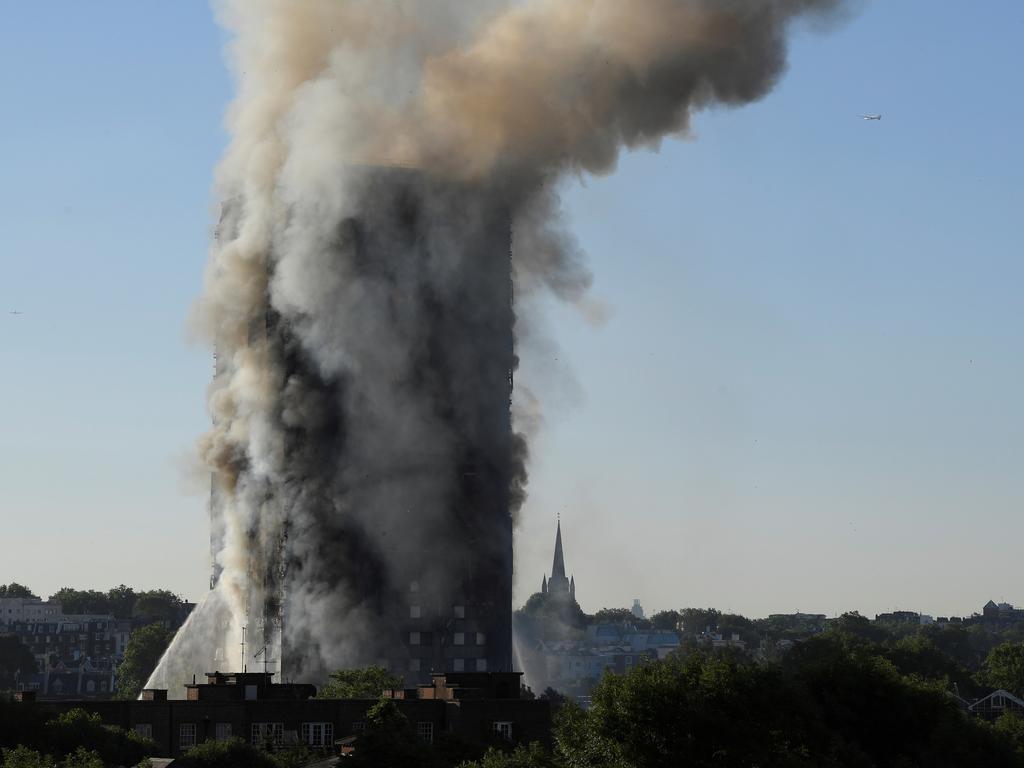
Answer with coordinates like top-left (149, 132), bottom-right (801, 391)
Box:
top-left (409, 658), bottom-right (421, 672)
top-left (180, 724), bottom-right (197, 749)
top-left (410, 605), bottom-right (421, 619)
top-left (492, 721), bottom-right (513, 741)
top-left (453, 605), bottom-right (465, 619)
top-left (85, 680), bottom-right (95, 693)
top-left (476, 632), bottom-right (486, 645)
top-left (476, 658), bottom-right (488, 672)
top-left (352, 721), bottom-right (366, 733)
top-left (409, 631), bottom-right (420, 645)
top-left (245, 684), bottom-right (258, 700)
top-left (410, 580), bottom-right (420, 592)
top-left (215, 723), bottom-right (232, 741)
top-left (454, 632), bottom-right (465, 645)
top-left (100, 681), bottom-right (108, 692)
top-left (301, 722), bottom-right (334, 747)
top-left (416, 722), bottom-right (434, 744)
top-left (251, 723), bottom-right (284, 746)
top-left (453, 658), bottom-right (465, 672)
top-left (134, 724), bottom-right (153, 740)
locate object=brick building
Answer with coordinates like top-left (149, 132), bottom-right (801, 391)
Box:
top-left (16, 670), bottom-right (551, 759)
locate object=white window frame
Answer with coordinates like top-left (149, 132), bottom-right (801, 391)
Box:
top-left (476, 632), bottom-right (486, 645)
top-left (453, 658), bottom-right (465, 672)
top-left (352, 721), bottom-right (367, 733)
top-left (134, 723), bottom-right (153, 740)
top-left (251, 722), bottom-right (284, 746)
top-left (453, 605), bottom-right (465, 619)
top-left (215, 722), bottom-right (232, 741)
top-left (409, 631), bottom-right (420, 645)
top-left (454, 632), bottom-right (465, 645)
top-left (476, 658), bottom-right (488, 672)
top-left (410, 605), bottom-right (421, 619)
top-left (179, 723), bottom-right (197, 750)
top-left (300, 722), bottom-right (334, 747)
top-left (492, 721), bottom-right (513, 741)
top-left (416, 721), bottom-right (434, 744)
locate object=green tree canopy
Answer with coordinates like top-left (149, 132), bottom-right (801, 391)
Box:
top-left (0, 584), bottom-right (37, 599)
top-left (115, 623), bottom-right (175, 700)
top-left (316, 666), bottom-right (403, 699)
top-left (649, 610), bottom-right (681, 631)
top-left (105, 585), bottom-right (137, 619)
top-left (173, 738), bottom-right (277, 768)
top-left (49, 588), bottom-right (111, 616)
top-left (348, 697), bottom-right (439, 767)
top-left (985, 643), bottom-right (1024, 696)
top-left (589, 608), bottom-right (637, 625)
top-left (459, 743), bottom-right (560, 768)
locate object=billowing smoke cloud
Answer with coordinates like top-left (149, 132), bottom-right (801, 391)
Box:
top-left (147, 0), bottom-right (849, 693)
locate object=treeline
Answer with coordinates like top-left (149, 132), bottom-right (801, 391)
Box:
top-left (0, 583), bottom-right (188, 625)
top-left (0, 707), bottom-right (155, 767)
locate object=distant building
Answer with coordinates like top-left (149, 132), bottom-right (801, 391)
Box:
top-left (875, 611), bottom-right (932, 626)
top-left (540, 521), bottom-right (575, 602)
top-left (0, 597), bottom-right (63, 627)
top-left (982, 600), bottom-right (1024, 623)
top-left (969, 690), bottom-right (1024, 721)
top-left (630, 600), bottom-right (644, 620)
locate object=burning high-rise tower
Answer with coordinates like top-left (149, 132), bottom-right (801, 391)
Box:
top-left (147, 0), bottom-right (851, 696)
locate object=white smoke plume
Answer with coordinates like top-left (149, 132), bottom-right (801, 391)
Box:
top-left (147, 0), bottom-right (850, 694)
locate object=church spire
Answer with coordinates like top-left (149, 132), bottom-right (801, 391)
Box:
top-left (551, 519), bottom-right (566, 580)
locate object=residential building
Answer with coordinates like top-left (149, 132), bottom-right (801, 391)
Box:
top-left (15, 670), bottom-right (551, 759)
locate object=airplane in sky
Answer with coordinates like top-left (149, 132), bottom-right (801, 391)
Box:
top-left (861, 114), bottom-right (882, 121)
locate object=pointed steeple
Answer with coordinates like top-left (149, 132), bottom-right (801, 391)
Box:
top-left (569, 575), bottom-right (575, 599)
top-left (551, 520), bottom-right (566, 580)
top-left (542, 574), bottom-right (548, 594)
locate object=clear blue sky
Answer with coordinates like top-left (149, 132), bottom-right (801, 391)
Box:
top-left (1, 2), bottom-right (1021, 619)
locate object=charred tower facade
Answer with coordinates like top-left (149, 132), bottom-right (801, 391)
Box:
top-left (210, 167), bottom-right (516, 685)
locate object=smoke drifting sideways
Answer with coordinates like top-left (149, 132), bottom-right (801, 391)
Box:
top-left (146, 0), bottom-right (851, 694)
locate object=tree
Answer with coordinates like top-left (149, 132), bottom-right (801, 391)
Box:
top-left (115, 623), bottom-right (175, 700)
top-left (0, 584), bottom-right (37, 599)
top-left (106, 585), bottom-right (137, 619)
top-left (173, 738), bottom-right (277, 768)
top-left (0, 746), bottom-right (52, 768)
top-left (0, 636), bottom-right (37, 691)
top-left (43, 709), bottom-right (155, 767)
top-left (677, 608), bottom-right (722, 634)
top-left (62, 747), bottom-right (105, 768)
top-left (348, 698), bottom-right (439, 767)
top-left (589, 608), bottom-right (635, 625)
top-left (985, 643), bottom-right (1024, 696)
top-left (459, 743), bottom-right (560, 768)
top-left (132, 590), bottom-right (183, 625)
top-left (49, 588), bottom-right (110, 616)
top-left (316, 666), bottom-right (403, 699)
top-left (649, 610), bottom-right (681, 631)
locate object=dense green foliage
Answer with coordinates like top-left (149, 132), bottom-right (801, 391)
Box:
top-left (114, 623), bottom-right (176, 700)
top-left (48, 586), bottom-right (184, 621)
top-left (0, 706), bottom-right (156, 766)
top-left (985, 643), bottom-right (1024, 696)
top-left (316, 665), bottom-right (403, 699)
top-left (0, 585), bottom-right (37, 600)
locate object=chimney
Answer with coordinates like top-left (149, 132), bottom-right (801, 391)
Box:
top-left (140, 689), bottom-right (168, 701)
